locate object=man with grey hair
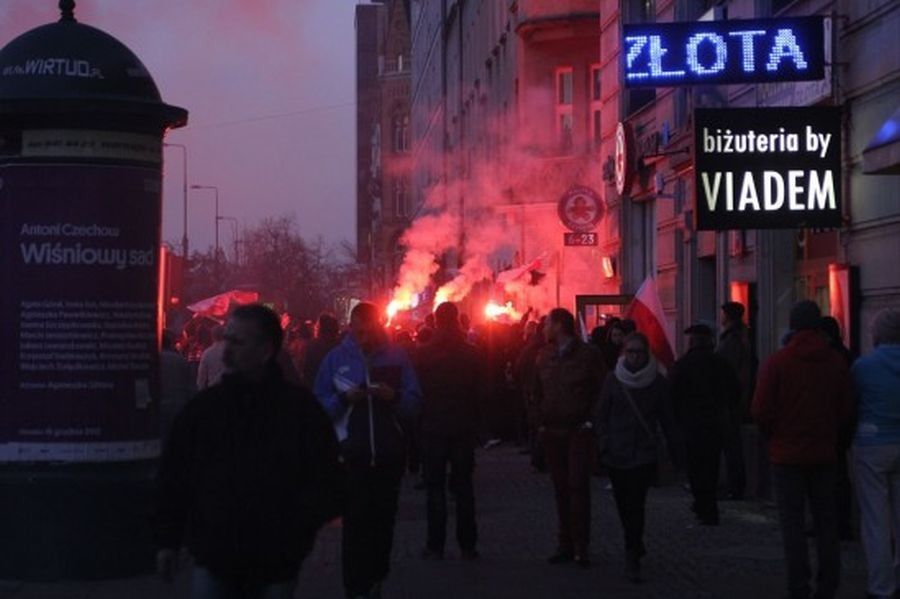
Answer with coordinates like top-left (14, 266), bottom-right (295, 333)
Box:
top-left (852, 308), bottom-right (900, 599)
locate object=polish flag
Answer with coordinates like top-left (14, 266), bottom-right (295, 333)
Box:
top-left (496, 251), bottom-right (550, 285)
top-left (577, 312), bottom-right (590, 343)
top-left (626, 276), bottom-right (675, 369)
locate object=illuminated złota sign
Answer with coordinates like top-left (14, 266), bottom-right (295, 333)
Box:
top-left (623, 17), bottom-right (825, 86)
top-left (694, 107), bottom-right (842, 231)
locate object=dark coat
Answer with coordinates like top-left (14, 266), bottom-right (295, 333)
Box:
top-left (415, 328), bottom-right (487, 438)
top-left (514, 333), bottom-right (546, 423)
top-left (535, 339), bottom-right (606, 431)
top-left (594, 372), bottom-right (681, 470)
top-left (751, 330), bottom-right (855, 465)
top-left (154, 366), bottom-right (344, 584)
top-left (599, 341), bottom-right (623, 372)
top-left (716, 323), bottom-right (756, 415)
top-left (302, 335), bottom-right (340, 385)
top-left (669, 346), bottom-right (741, 438)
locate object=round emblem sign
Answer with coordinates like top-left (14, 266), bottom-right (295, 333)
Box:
top-left (558, 186), bottom-right (605, 233)
top-left (615, 121), bottom-right (632, 196)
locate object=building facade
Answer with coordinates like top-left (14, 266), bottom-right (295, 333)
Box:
top-left (356, 0), bottom-right (413, 297)
top-left (378, 0), bottom-right (413, 295)
top-left (600, 0), bottom-right (900, 364)
top-left (354, 1), bottom-right (385, 269)
top-left (402, 0), bottom-right (899, 371)
top-left (410, 0), bottom-right (605, 315)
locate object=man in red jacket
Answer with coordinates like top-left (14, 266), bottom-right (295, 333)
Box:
top-left (752, 300), bottom-right (855, 599)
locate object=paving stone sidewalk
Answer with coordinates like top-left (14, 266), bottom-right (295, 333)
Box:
top-left (0, 446), bottom-right (868, 598)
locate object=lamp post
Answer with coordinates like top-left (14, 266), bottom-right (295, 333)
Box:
top-left (163, 143), bottom-right (188, 260)
top-left (218, 216), bottom-right (240, 264)
top-left (190, 184), bottom-right (219, 259)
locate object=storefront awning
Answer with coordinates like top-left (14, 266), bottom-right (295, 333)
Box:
top-left (863, 106), bottom-right (900, 175)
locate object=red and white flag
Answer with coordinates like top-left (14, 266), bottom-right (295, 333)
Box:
top-left (626, 276), bottom-right (675, 369)
top-left (495, 251), bottom-right (550, 285)
top-left (577, 312), bottom-right (590, 343)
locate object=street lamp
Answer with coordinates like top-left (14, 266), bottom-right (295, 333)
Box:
top-left (218, 216), bottom-right (240, 264)
top-left (163, 143), bottom-right (188, 260)
top-left (190, 184), bottom-right (219, 259)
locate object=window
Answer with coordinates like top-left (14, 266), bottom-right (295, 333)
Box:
top-left (625, 0), bottom-right (656, 116)
top-left (676, 0), bottom-right (716, 20)
top-left (771, 0), bottom-right (796, 15)
top-left (557, 68), bottom-right (573, 105)
top-left (626, 0), bottom-right (656, 23)
top-left (555, 67), bottom-right (574, 153)
top-left (590, 64), bottom-right (602, 146)
top-left (629, 200), bottom-right (656, 282)
top-left (394, 180), bottom-right (408, 218)
top-left (392, 112), bottom-right (409, 153)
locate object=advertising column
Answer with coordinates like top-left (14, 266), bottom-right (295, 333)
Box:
top-left (0, 163), bottom-right (161, 462)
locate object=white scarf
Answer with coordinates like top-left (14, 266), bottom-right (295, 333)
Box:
top-left (614, 355), bottom-right (659, 389)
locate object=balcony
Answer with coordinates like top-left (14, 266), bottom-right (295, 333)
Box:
top-left (513, 0), bottom-right (600, 35)
top-left (379, 56), bottom-right (411, 76)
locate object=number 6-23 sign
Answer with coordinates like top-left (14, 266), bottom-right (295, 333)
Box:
top-left (564, 232), bottom-right (598, 247)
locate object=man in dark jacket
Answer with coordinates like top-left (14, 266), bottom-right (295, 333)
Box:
top-left (717, 301), bottom-right (755, 499)
top-left (819, 316), bottom-right (856, 540)
top-left (515, 317), bottom-right (548, 471)
top-left (416, 302), bottom-right (485, 560)
top-left (154, 304), bottom-right (344, 599)
top-left (302, 312), bottom-right (342, 385)
top-left (670, 324), bottom-right (741, 525)
top-left (535, 308), bottom-right (606, 568)
top-left (752, 301), bottom-right (855, 599)
top-left (314, 302), bottom-right (421, 599)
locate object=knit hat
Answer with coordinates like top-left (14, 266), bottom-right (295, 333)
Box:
top-left (789, 300), bottom-right (822, 331)
top-left (873, 308), bottom-right (900, 346)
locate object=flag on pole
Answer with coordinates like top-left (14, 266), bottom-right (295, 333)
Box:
top-left (496, 251), bottom-right (550, 285)
top-left (577, 312), bottom-right (590, 343)
top-left (626, 276), bottom-right (675, 369)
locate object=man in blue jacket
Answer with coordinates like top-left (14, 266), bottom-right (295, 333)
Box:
top-left (852, 308), bottom-right (900, 599)
top-left (315, 302), bottom-right (421, 599)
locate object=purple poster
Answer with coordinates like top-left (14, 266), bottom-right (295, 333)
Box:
top-left (0, 164), bottom-right (161, 462)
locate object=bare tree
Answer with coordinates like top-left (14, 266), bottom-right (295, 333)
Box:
top-left (183, 215), bottom-right (365, 319)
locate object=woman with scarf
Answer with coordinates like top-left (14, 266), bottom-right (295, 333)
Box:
top-left (594, 332), bottom-right (682, 583)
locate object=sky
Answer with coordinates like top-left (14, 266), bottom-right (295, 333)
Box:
top-left (0, 0), bottom-right (358, 257)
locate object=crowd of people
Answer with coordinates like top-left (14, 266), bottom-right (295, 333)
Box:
top-left (152, 297), bottom-right (900, 599)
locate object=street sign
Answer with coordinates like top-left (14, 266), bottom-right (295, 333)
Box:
top-left (623, 17), bottom-right (825, 87)
top-left (694, 107), bottom-right (842, 231)
top-left (558, 185), bottom-right (605, 233)
top-left (564, 232), bottom-right (598, 246)
top-left (615, 122), bottom-right (632, 195)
